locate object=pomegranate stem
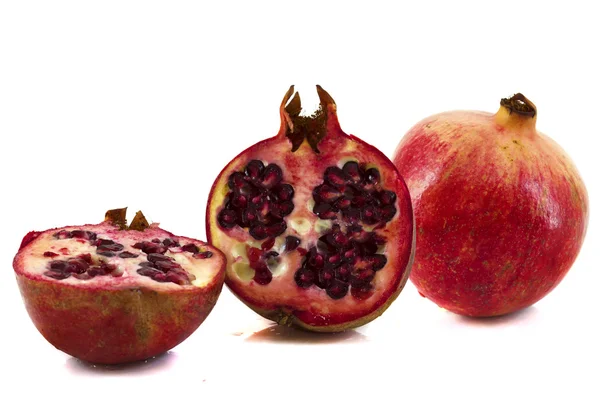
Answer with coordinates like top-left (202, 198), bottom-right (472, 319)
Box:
top-left (282, 85), bottom-right (337, 154)
top-left (500, 93), bottom-right (536, 118)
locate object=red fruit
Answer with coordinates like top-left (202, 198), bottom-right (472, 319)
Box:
top-left (206, 85), bottom-right (415, 332)
top-left (392, 93), bottom-right (589, 317)
top-left (13, 208), bottom-right (226, 364)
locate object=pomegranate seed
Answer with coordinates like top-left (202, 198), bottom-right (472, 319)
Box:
top-left (66, 259), bottom-right (88, 274)
top-left (249, 224), bottom-right (269, 240)
top-left (77, 253), bottom-right (93, 264)
top-left (241, 208), bottom-right (257, 226)
top-left (327, 254), bottom-right (342, 267)
top-left (54, 230), bottom-right (72, 239)
top-left (247, 247), bottom-right (263, 264)
top-left (44, 270), bottom-right (70, 280)
top-left (70, 230), bottom-right (89, 239)
top-left (342, 161), bottom-right (363, 184)
top-left (335, 264), bottom-right (352, 282)
top-left (274, 184), bottom-right (294, 201)
top-left (118, 251), bottom-right (139, 258)
top-left (147, 253), bottom-right (172, 263)
top-left (245, 160), bottom-right (265, 179)
top-left (43, 251), bottom-right (59, 258)
top-left (308, 253), bottom-right (325, 270)
top-left (324, 166), bottom-right (348, 187)
top-left (154, 261), bottom-right (179, 271)
top-left (101, 263), bottom-right (117, 273)
top-left (97, 251), bottom-right (116, 257)
top-left (260, 164), bottom-right (283, 189)
top-left (266, 221), bottom-right (287, 238)
top-left (333, 197), bottom-right (351, 210)
top-left (326, 279), bottom-right (349, 299)
top-left (253, 266), bottom-right (272, 285)
top-left (165, 271), bottom-right (189, 285)
top-left (231, 194), bottom-right (248, 209)
top-left (313, 184), bottom-right (343, 203)
top-left (294, 268), bottom-right (315, 288)
top-left (218, 209), bottom-right (238, 229)
top-left (313, 202), bottom-right (338, 220)
top-left (261, 238), bottom-right (276, 250)
top-left (364, 168), bottom-right (380, 185)
top-left (137, 267), bottom-right (160, 277)
top-left (368, 254), bottom-right (387, 271)
top-left (342, 208), bottom-right (361, 223)
top-left (98, 243), bottom-right (124, 252)
top-left (228, 172), bottom-right (246, 189)
top-left (361, 205), bottom-right (381, 225)
top-left (182, 244), bottom-right (200, 254)
top-left (272, 201), bottom-right (294, 218)
top-left (285, 236), bottom-right (301, 251)
top-left (350, 269), bottom-right (375, 286)
top-left (162, 238), bottom-right (179, 247)
top-left (379, 190), bottom-right (397, 205)
top-left (153, 273), bottom-right (168, 282)
top-left (380, 205), bottom-right (397, 222)
top-left (49, 260), bottom-right (67, 271)
top-left (193, 251), bottom-right (213, 259)
top-left (317, 269), bottom-right (335, 289)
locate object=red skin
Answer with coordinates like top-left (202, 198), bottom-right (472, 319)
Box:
top-left (393, 99), bottom-right (589, 317)
top-left (14, 222), bottom-right (225, 365)
top-left (15, 276), bottom-right (223, 365)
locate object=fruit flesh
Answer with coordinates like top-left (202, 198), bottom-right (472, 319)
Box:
top-left (207, 86), bottom-right (414, 331)
top-left (17, 222), bottom-right (220, 289)
top-left (14, 212), bottom-right (226, 364)
top-left (393, 104), bottom-right (588, 317)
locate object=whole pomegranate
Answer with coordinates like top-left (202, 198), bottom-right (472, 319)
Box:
top-left (206, 85), bottom-right (415, 332)
top-left (393, 93), bottom-right (589, 317)
top-left (13, 208), bottom-right (226, 364)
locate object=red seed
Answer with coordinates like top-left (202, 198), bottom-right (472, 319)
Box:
top-left (294, 268), bottom-right (315, 288)
top-left (285, 236), bottom-right (301, 252)
top-left (326, 279), bottom-right (349, 299)
top-left (260, 164), bottom-right (283, 189)
top-left (324, 166), bottom-right (348, 187)
top-left (245, 160), bottom-right (265, 179)
top-left (261, 238), bottom-right (275, 250)
top-left (43, 251), bottom-right (59, 258)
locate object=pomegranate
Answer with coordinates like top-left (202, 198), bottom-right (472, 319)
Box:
top-left (392, 93), bottom-right (589, 317)
top-left (206, 85), bottom-right (415, 332)
top-left (13, 208), bottom-right (226, 364)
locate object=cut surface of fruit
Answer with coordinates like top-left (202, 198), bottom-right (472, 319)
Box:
top-left (207, 86), bottom-right (415, 332)
top-left (14, 208), bottom-right (226, 364)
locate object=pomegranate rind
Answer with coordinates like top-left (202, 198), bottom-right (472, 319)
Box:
top-left (13, 222), bottom-right (226, 364)
top-left (393, 107), bottom-right (589, 317)
top-left (206, 90), bottom-right (415, 332)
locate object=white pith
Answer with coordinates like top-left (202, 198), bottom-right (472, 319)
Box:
top-left (18, 225), bottom-right (222, 289)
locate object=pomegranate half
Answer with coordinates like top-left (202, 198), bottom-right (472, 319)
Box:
top-left (13, 208), bottom-right (226, 364)
top-left (393, 93), bottom-right (589, 317)
top-left (206, 85), bottom-right (415, 332)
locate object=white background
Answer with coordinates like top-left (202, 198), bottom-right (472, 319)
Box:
top-left (1, 1), bottom-right (598, 406)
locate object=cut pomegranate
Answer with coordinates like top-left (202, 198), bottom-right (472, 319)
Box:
top-left (206, 85), bottom-right (415, 332)
top-left (13, 208), bottom-right (226, 364)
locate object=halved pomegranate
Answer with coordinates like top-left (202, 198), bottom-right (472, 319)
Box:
top-left (206, 86), bottom-right (415, 332)
top-left (13, 208), bottom-right (226, 364)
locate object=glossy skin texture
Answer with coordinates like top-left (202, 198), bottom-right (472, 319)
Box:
top-left (207, 86), bottom-right (415, 331)
top-left (14, 221), bottom-right (226, 364)
top-left (393, 105), bottom-right (588, 317)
